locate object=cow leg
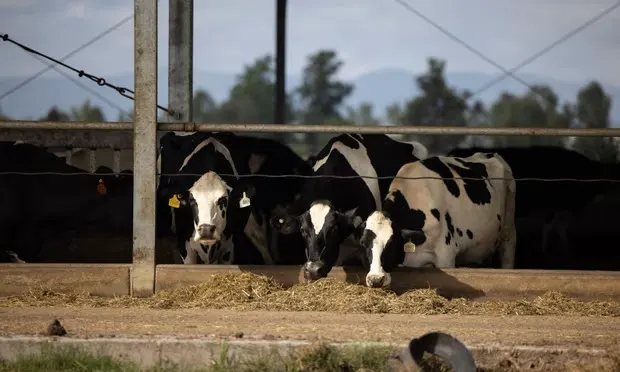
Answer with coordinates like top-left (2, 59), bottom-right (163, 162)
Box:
top-left (434, 246), bottom-right (457, 268)
top-left (498, 224), bottom-right (517, 269)
top-left (497, 171), bottom-right (517, 269)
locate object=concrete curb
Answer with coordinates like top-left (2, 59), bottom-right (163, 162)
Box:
top-left (0, 336), bottom-right (611, 370)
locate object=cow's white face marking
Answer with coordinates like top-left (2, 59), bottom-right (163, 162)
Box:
top-left (189, 172), bottom-right (231, 243)
top-left (364, 211), bottom-right (394, 288)
top-left (312, 135), bottom-right (382, 209)
top-left (309, 202), bottom-right (331, 234)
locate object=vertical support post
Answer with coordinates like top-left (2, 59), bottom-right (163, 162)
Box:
top-left (65, 148), bottom-right (72, 166)
top-left (275, 0), bottom-right (287, 126)
top-left (113, 149), bottom-right (121, 174)
top-left (132, 0), bottom-right (158, 297)
top-left (168, 0), bottom-right (193, 122)
top-left (89, 149), bottom-right (97, 172)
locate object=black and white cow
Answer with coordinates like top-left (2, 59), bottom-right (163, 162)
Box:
top-left (446, 145), bottom-right (620, 219)
top-left (0, 142), bottom-right (133, 263)
top-left (359, 152), bottom-right (516, 288)
top-left (156, 131), bottom-right (312, 265)
top-left (447, 145), bottom-right (620, 270)
top-left (270, 134), bottom-right (429, 281)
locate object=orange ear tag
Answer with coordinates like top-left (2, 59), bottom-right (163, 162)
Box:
top-left (97, 179), bottom-right (107, 195)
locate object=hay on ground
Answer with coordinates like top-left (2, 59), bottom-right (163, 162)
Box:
top-left (1, 272), bottom-right (618, 317)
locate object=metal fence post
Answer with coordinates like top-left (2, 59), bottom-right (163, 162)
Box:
top-left (132, 0), bottom-right (158, 297)
top-left (168, 0), bottom-right (193, 123)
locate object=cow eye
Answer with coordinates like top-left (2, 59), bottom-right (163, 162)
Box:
top-left (216, 195), bottom-right (228, 209)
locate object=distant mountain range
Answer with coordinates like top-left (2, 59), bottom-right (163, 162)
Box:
top-left (1, 68), bottom-right (619, 125)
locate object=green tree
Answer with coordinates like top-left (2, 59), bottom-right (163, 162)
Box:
top-left (396, 58), bottom-right (470, 153)
top-left (70, 100), bottom-right (105, 121)
top-left (117, 110), bottom-right (133, 121)
top-left (385, 103), bottom-right (405, 126)
top-left (463, 100), bottom-right (493, 147)
top-left (489, 84), bottom-right (569, 148)
top-left (571, 81), bottom-right (617, 162)
top-left (41, 106), bottom-right (70, 121)
top-left (0, 107), bottom-right (10, 121)
top-left (345, 102), bottom-right (380, 126)
top-left (193, 89), bottom-right (219, 123)
top-left (296, 49), bottom-right (354, 152)
top-left (218, 55), bottom-right (294, 141)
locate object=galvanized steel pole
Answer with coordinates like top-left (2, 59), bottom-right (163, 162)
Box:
top-left (132, 0), bottom-right (158, 297)
top-left (168, 0), bottom-right (193, 123)
top-left (275, 0), bottom-right (287, 125)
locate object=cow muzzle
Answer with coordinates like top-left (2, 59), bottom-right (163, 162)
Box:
top-left (366, 272), bottom-right (391, 289)
top-left (195, 224), bottom-right (218, 245)
top-left (303, 261), bottom-right (330, 281)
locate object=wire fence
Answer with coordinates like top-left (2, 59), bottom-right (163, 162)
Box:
top-left (0, 33), bottom-right (173, 117)
top-left (3, 170), bottom-right (620, 184)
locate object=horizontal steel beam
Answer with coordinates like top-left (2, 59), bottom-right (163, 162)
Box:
top-left (173, 123), bottom-right (620, 137)
top-left (1, 120), bottom-right (620, 137)
top-left (0, 128), bottom-right (134, 149)
top-left (0, 121), bottom-right (132, 130)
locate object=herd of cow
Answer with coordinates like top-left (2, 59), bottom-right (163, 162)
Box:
top-left (1, 132), bottom-right (619, 287)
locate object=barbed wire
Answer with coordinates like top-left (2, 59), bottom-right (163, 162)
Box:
top-left (30, 53), bottom-right (126, 115)
top-left (0, 14), bottom-right (133, 102)
top-left (393, 0), bottom-right (620, 127)
top-left (0, 33), bottom-right (173, 117)
top-left (470, 1), bottom-right (620, 100)
top-left (2, 171), bottom-right (620, 183)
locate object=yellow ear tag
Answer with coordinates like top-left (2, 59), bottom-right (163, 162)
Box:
top-left (168, 194), bottom-right (181, 209)
top-left (239, 192), bottom-right (251, 209)
top-left (403, 241), bottom-right (416, 253)
top-left (97, 179), bottom-right (107, 195)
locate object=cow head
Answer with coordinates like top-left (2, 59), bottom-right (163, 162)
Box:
top-left (360, 210), bottom-right (422, 288)
top-left (172, 172), bottom-right (254, 246)
top-left (386, 331), bottom-right (476, 372)
top-left (270, 200), bottom-right (360, 281)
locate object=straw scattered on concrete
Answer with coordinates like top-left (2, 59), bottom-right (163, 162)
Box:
top-left (1, 272), bottom-right (618, 317)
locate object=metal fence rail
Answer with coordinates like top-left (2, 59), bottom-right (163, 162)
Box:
top-left (2, 120), bottom-right (620, 137)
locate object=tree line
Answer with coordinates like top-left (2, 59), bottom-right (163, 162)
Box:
top-left (1, 49), bottom-right (616, 160)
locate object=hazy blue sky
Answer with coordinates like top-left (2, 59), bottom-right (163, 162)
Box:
top-left (1, 0), bottom-right (618, 85)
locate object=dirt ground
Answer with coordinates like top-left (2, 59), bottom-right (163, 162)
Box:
top-left (1, 307), bottom-right (619, 370)
top-left (0, 307), bottom-right (618, 349)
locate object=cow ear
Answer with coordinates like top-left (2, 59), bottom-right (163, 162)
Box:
top-left (352, 220), bottom-right (366, 240)
top-left (270, 215), bottom-right (300, 235)
top-left (340, 207), bottom-right (359, 225)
